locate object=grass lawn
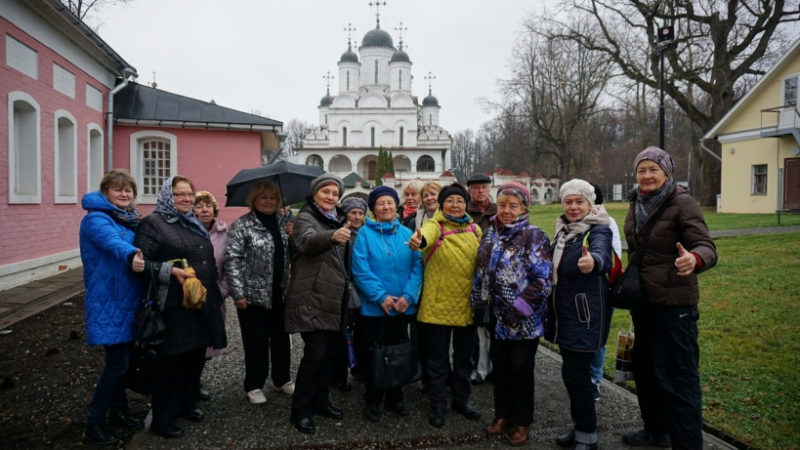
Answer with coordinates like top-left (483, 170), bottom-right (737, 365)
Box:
top-left (530, 204), bottom-right (800, 447)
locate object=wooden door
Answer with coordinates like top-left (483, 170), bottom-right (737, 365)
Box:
top-left (784, 157), bottom-right (800, 211)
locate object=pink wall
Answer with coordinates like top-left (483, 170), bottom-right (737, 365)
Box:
top-left (112, 126), bottom-right (262, 226)
top-left (1, 18), bottom-right (110, 266)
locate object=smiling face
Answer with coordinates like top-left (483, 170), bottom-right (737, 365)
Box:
top-left (421, 187), bottom-right (440, 213)
top-left (104, 183), bottom-right (135, 210)
top-left (562, 194), bottom-right (591, 223)
top-left (403, 187), bottom-right (421, 209)
top-left (313, 182), bottom-right (340, 212)
top-left (636, 159), bottom-right (668, 194)
top-left (442, 194), bottom-right (467, 218)
top-left (193, 200), bottom-right (215, 227)
top-left (496, 194), bottom-right (526, 225)
top-left (373, 195), bottom-right (397, 222)
top-left (254, 190), bottom-right (279, 214)
top-left (172, 181), bottom-right (195, 213)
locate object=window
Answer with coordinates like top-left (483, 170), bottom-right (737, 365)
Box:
top-left (6, 34), bottom-right (38, 80)
top-left (399, 126), bottom-right (404, 147)
top-left (129, 131), bottom-right (177, 202)
top-left (398, 70), bottom-right (403, 90)
top-left (374, 60), bottom-right (379, 83)
top-left (371, 127), bottom-right (375, 147)
top-left (752, 164), bottom-right (768, 195)
top-left (342, 127), bottom-right (348, 146)
top-left (54, 110), bottom-right (77, 203)
top-left (346, 71), bottom-right (350, 91)
top-left (53, 64), bottom-right (75, 99)
top-left (416, 155), bottom-right (435, 172)
top-left (87, 124), bottom-right (104, 192)
top-left (784, 76), bottom-right (798, 107)
top-left (306, 154), bottom-right (324, 168)
top-left (8, 91), bottom-right (41, 203)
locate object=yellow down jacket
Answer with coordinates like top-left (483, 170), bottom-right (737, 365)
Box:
top-left (416, 209), bottom-right (482, 327)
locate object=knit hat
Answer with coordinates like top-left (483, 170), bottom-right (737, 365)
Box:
top-left (634, 146), bottom-right (675, 176)
top-left (466, 172), bottom-right (491, 186)
top-left (367, 185), bottom-right (400, 213)
top-left (496, 182), bottom-right (530, 207)
top-left (341, 196), bottom-right (367, 214)
top-left (438, 183), bottom-right (470, 208)
top-left (559, 178), bottom-right (596, 205)
top-left (309, 173), bottom-right (344, 197)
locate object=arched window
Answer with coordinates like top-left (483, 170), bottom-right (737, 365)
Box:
top-left (398, 70), bottom-right (403, 90)
top-left (371, 127), bottom-right (375, 147)
top-left (306, 154), bottom-right (324, 169)
top-left (374, 60), bottom-right (379, 83)
top-left (87, 124), bottom-right (103, 192)
top-left (54, 110), bottom-right (77, 203)
top-left (368, 160), bottom-right (377, 180)
top-left (346, 71), bottom-right (350, 91)
top-left (416, 155), bottom-right (435, 172)
top-left (342, 127), bottom-right (348, 146)
top-left (8, 91), bottom-right (41, 204)
top-left (399, 126), bottom-right (404, 147)
top-left (129, 130), bottom-right (178, 203)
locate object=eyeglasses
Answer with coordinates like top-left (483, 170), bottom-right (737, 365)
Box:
top-left (443, 198), bottom-right (466, 205)
top-left (173, 192), bottom-right (195, 199)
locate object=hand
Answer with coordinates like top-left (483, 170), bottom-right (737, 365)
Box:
top-left (578, 245), bottom-right (595, 274)
top-left (394, 296), bottom-right (409, 313)
top-left (234, 298), bottom-right (248, 310)
top-left (408, 229), bottom-right (422, 250)
top-left (131, 249), bottom-right (145, 273)
top-left (171, 267), bottom-right (194, 285)
top-left (675, 242), bottom-right (697, 276)
top-left (285, 222), bottom-right (294, 236)
top-left (380, 296), bottom-right (396, 315)
top-left (331, 224), bottom-right (352, 244)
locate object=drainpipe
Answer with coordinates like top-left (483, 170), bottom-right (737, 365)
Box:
top-left (699, 138), bottom-right (722, 162)
top-left (106, 68), bottom-right (136, 171)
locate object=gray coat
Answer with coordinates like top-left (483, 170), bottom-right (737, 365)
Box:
top-left (284, 203), bottom-right (348, 333)
top-left (224, 211), bottom-right (290, 309)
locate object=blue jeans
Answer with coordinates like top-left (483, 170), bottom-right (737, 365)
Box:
top-left (590, 346), bottom-right (606, 383)
top-left (87, 342), bottom-right (132, 425)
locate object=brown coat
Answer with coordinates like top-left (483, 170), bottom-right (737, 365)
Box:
top-left (623, 184), bottom-right (717, 306)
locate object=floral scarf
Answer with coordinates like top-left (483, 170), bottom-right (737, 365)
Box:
top-left (551, 205), bottom-right (610, 285)
top-left (313, 201), bottom-right (339, 222)
top-left (109, 204), bottom-right (141, 230)
top-left (154, 177), bottom-right (209, 239)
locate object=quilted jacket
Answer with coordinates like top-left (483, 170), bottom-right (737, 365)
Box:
top-left (225, 211), bottom-right (289, 310)
top-left (416, 209), bottom-right (482, 326)
top-left (79, 191), bottom-right (143, 346)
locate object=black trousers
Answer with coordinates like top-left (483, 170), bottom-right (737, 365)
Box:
top-left (236, 305), bottom-right (291, 392)
top-left (361, 315), bottom-right (409, 406)
top-left (423, 322), bottom-right (475, 410)
top-left (291, 330), bottom-right (339, 419)
top-left (491, 338), bottom-right (538, 426)
top-left (560, 348), bottom-right (596, 434)
top-left (632, 304), bottom-right (702, 450)
top-left (332, 310), bottom-right (359, 385)
top-left (151, 347), bottom-right (205, 431)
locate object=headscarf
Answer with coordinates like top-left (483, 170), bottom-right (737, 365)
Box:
top-left (154, 177), bottom-right (209, 238)
top-left (551, 205), bottom-right (610, 285)
top-left (632, 147), bottom-right (676, 234)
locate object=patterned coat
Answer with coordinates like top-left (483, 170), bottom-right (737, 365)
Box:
top-left (416, 209), bottom-right (482, 327)
top-left (225, 211), bottom-right (289, 310)
top-left (471, 214), bottom-right (552, 340)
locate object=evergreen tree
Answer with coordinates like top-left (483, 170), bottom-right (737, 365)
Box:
top-left (375, 148), bottom-right (387, 186)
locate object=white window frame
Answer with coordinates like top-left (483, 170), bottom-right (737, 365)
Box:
top-left (54, 109), bottom-right (78, 203)
top-left (86, 123), bottom-right (104, 192)
top-left (8, 91), bottom-right (42, 204)
top-left (129, 130), bottom-right (178, 204)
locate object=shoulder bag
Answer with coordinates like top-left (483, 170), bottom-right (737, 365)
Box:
top-left (371, 317), bottom-right (422, 391)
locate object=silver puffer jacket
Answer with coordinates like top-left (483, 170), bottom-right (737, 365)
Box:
top-left (224, 210), bottom-right (290, 309)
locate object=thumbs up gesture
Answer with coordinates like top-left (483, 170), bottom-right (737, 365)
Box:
top-left (674, 242), bottom-right (697, 276)
top-left (408, 228), bottom-right (423, 250)
top-left (331, 223), bottom-right (352, 244)
top-left (132, 249), bottom-right (145, 273)
top-left (577, 245), bottom-right (594, 274)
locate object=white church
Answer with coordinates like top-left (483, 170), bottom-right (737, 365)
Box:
top-left (298, 13), bottom-right (453, 194)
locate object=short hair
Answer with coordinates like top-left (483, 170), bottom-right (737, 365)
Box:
top-left (246, 180), bottom-right (282, 209)
top-left (402, 179), bottom-right (425, 200)
top-left (421, 181), bottom-right (442, 196)
top-left (194, 190), bottom-right (220, 217)
top-left (172, 175), bottom-right (196, 193)
top-left (99, 170), bottom-right (137, 199)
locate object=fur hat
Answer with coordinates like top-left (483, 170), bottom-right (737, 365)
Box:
top-left (341, 197), bottom-right (367, 214)
top-left (309, 173), bottom-right (344, 197)
top-left (438, 183), bottom-right (470, 208)
top-left (496, 182), bottom-right (530, 207)
top-left (559, 179), bottom-right (596, 205)
top-left (634, 146), bottom-right (675, 176)
top-left (368, 185), bottom-right (400, 213)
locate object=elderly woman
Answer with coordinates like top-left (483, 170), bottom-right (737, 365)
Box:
top-left (284, 174), bottom-right (351, 434)
top-left (404, 181), bottom-right (442, 230)
top-left (408, 183), bottom-right (482, 428)
top-left (79, 170), bottom-right (145, 445)
top-left (134, 176), bottom-right (227, 439)
top-left (621, 147), bottom-right (717, 450)
top-left (472, 182), bottom-right (552, 446)
top-left (546, 179), bottom-right (612, 450)
top-left (399, 179), bottom-right (424, 223)
top-left (352, 186), bottom-right (424, 422)
top-left (225, 181), bottom-right (294, 406)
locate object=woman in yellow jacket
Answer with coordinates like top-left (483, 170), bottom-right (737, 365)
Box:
top-left (408, 183), bottom-right (483, 428)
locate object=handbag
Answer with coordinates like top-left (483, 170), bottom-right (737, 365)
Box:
top-left (126, 344), bottom-right (158, 395)
top-left (370, 318), bottom-right (422, 391)
top-left (334, 247), bottom-right (361, 310)
top-left (610, 199), bottom-right (670, 309)
top-left (135, 265), bottom-right (165, 347)
top-left (472, 304), bottom-right (495, 328)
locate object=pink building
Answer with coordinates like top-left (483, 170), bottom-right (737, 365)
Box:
top-left (1, 0), bottom-right (282, 290)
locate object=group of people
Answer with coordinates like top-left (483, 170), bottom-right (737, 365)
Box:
top-left (79, 145), bottom-right (716, 449)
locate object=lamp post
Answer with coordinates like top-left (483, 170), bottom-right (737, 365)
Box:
top-left (656, 25), bottom-right (674, 150)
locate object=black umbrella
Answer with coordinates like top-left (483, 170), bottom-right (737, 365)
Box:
top-left (225, 161), bottom-right (325, 207)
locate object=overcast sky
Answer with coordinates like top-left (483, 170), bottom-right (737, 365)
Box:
top-left (86, 0), bottom-right (552, 134)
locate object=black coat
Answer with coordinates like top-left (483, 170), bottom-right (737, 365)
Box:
top-left (134, 213), bottom-right (227, 356)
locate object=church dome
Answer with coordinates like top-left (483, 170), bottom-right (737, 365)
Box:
top-left (319, 93), bottom-right (333, 107)
top-left (422, 94), bottom-right (439, 107)
top-left (390, 48), bottom-right (410, 63)
top-left (339, 47), bottom-right (359, 64)
top-left (362, 25), bottom-right (394, 49)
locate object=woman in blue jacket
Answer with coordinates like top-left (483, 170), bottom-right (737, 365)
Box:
top-left (351, 185), bottom-right (423, 423)
top-left (79, 170), bottom-right (146, 445)
top-left (546, 179), bottom-right (613, 450)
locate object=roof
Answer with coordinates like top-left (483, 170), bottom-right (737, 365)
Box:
top-left (390, 48), bottom-right (410, 63)
top-left (422, 94), bottom-right (439, 107)
top-left (339, 47), bottom-right (359, 64)
top-left (704, 37), bottom-right (800, 140)
top-left (362, 25), bottom-right (394, 49)
top-left (341, 172), bottom-right (362, 188)
top-left (114, 82), bottom-right (282, 131)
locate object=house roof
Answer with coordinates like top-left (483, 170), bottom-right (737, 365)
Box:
top-left (114, 82), bottom-right (282, 131)
top-left (341, 172), bottom-right (362, 188)
top-left (704, 37), bottom-right (800, 140)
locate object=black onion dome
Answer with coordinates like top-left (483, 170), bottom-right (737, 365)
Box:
top-left (422, 94), bottom-right (439, 107)
top-left (319, 93), bottom-right (333, 107)
top-left (362, 25), bottom-right (394, 48)
top-left (390, 48), bottom-right (410, 63)
top-left (339, 47), bottom-right (359, 64)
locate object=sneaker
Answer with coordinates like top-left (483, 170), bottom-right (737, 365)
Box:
top-left (247, 389), bottom-right (267, 404)
top-left (273, 380), bottom-right (295, 396)
top-left (591, 380), bottom-right (601, 401)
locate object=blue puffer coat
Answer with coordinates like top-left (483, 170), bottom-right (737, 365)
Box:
top-left (79, 191), bottom-right (143, 346)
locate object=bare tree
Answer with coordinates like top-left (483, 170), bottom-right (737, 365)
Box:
top-left (284, 119), bottom-right (311, 157)
top-left (451, 129), bottom-right (480, 181)
top-left (60, 0), bottom-right (133, 21)
top-left (548, 0), bottom-right (800, 204)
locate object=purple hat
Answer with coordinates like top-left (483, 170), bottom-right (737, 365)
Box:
top-left (341, 197), bottom-right (367, 214)
top-left (367, 185), bottom-right (399, 213)
top-left (634, 146), bottom-right (675, 176)
top-left (497, 182), bottom-right (530, 207)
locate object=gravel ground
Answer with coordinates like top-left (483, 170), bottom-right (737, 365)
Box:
top-left (0, 294), bottom-right (657, 449)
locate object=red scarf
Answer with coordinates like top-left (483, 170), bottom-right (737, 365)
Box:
top-left (402, 203), bottom-right (416, 219)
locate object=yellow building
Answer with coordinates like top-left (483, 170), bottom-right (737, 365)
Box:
top-left (704, 39), bottom-right (800, 213)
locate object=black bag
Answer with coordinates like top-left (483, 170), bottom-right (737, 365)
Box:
top-left (135, 265), bottom-right (165, 347)
top-left (472, 304), bottom-right (496, 328)
top-left (345, 281), bottom-right (361, 310)
top-left (370, 318), bottom-right (422, 391)
top-left (610, 263), bottom-right (642, 309)
top-left (126, 344), bottom-right (158, 395)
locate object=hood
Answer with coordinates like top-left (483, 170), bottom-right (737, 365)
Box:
top-left (365, 216), bottom-right (401, 234)
top-left (82, 190), bottom-right (124, 213)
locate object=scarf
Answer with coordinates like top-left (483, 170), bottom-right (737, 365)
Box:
top-left (445, 213), bottom-right (471, 224)
top-left (551, 205), bottom-right (610, 285)
top-left (634, 177), bottom-right (675, 235)
top-left (154, 177), bottom-right (209, 239)
top-left (313, 201), bottom-right (339, 222)
top-left (414, 206), bottom-right (437, 230)
top-left (402, 202), bottom-right (417, 219)
top-left (109, 205), bottom-right (142, 230)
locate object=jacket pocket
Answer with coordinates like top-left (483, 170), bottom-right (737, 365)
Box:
top-left (573, 292), bottom-right (590, 329)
